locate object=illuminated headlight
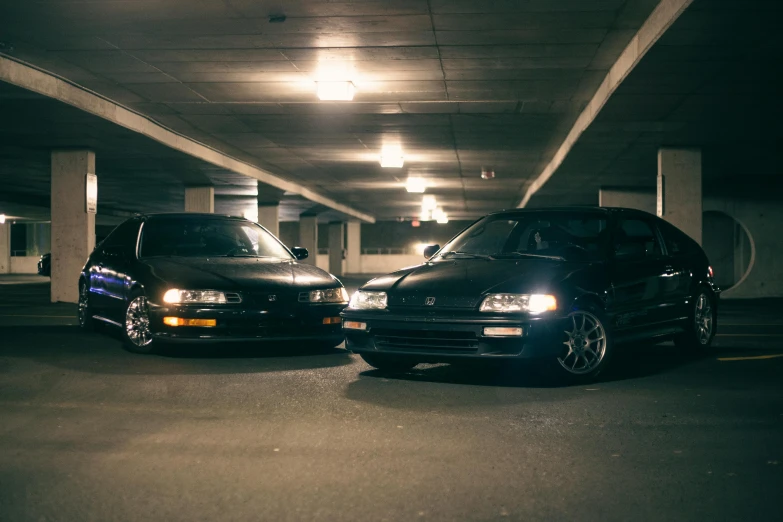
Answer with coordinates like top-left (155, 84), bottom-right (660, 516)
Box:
top-left (304, 287), bottom-right (350, 303)
top-left (349, 291), bottom-right (388, 310)
top-left (479, 294), bottom-right (557, 314)
top-left (163, 289), bottom-right (228, 304)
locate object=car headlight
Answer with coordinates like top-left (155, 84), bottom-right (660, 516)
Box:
top-left (163, 289), bottom-right (229, 304)
top-left (349, 290), bottom-right (388, 310)
top-left (479, 294), bottom-right (557, 314)
top-left (301, 287), bottom-right (350, 303)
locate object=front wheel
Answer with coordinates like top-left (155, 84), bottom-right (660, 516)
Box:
top-left (360, 353), bottom-right (417, 373)
top-left (674, 289), bottom-right (716, 351)
top-left (541, 308), bottom-right (613, 384)
top-left (77, 280), bottom-right (97, 331)
top-left (123, 293), bottom-right (157, 354)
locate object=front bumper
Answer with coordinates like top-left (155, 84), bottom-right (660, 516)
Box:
top-left (341, 309), bottom-right (569, 361)
top-left (149, 303), bottom-right (345, 343)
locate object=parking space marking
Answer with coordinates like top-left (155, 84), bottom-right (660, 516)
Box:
top-left (718, 354), bottom-right (783, 362)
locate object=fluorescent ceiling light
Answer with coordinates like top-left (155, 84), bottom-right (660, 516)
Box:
top-left (405, 177), bottom-right (426, 193)
top-left (421, 195), bottom-right (437, 211)
top-left (380, 145), bottom-right (404, 168)
top-left (437, 214), bottom-right (449, 224)
top-left (317, 81), bottom-right (355, 101)
top-left (432, 207), bottom-right (448, 224)
top-left (419, 210), bottom-right (431, 221)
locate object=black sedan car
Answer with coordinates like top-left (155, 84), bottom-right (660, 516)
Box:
top-left (343, 207), bottom-right (719, 382)
top-left (78, 213), bottom-right (348, 353)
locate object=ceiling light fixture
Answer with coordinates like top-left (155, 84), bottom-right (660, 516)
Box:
top-left (317, 81), bottom-right (355, 101)
top-left (0, 214), bottom-right (5, 224)
top-left (421, 195), bottom-right (437, 212)
top-left (405, 177), bottom-right (426, 193)
top-left (432, 207), bottom-right (448, 224)
top-left (380, 145), bottom-right (404, 168)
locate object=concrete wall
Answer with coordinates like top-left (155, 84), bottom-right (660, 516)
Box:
top-left (10, 256), bottom-right (40, 274)
top-left (360, 254), bottom-right (423, 274)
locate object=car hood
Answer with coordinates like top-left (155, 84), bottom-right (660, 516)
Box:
top-left (362, 258), bottom-right (574, 308)
top-left (140, 257), bottom-right (339, 291)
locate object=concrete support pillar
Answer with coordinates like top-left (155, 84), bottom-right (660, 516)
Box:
top-left (346, 222), bottom-right (361, 274)
top-left (658, 148), bottom-right (702, 245)
top-left (328, 222), bottom-right (344, 276)
top-left (599, 187), bottom-right (655, 213)
top-left (258, 205), bottom-right (279, 237)
top-left (51, 150), bottom-right (96, 303)
top-left (185, 186), bottom-right (214, 213)
top-left (298, 215), bottom-right (318, 266)
top-left (0, 221), bottom-right (10, 274)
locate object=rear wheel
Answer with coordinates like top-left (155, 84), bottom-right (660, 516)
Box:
top-left (541, 307), bottom-right (613, 384)
top-left (360, 353), bottom-right (417, 373)
top-left (675, 289), bottom-right (716, 351)
top-left (122, 292), bottom-right (157, 354)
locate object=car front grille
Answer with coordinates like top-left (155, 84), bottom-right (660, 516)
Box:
top-left (372, 328), bottom-right (479, 354)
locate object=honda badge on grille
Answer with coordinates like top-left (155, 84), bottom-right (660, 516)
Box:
top-left (268, 295), bottom-right (277, 302)
top-left (425, 297), bottom-right (436, 306)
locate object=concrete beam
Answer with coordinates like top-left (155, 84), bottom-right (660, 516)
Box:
top-left (518, 0), bottom-right (695, 207)
top-left (0, 54), bottom-right (375, 224)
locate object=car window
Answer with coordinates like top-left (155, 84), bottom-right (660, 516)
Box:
top-left (658, 220), bottom-right (695, 256)
top-left (140, 218), bottom-right (292, 259)
top-left (101, 220), bottom-right (141, 255)
top-left (436, 212), bottom-right (610, 262)
top-left (613, 219), bottom-right (662, 259)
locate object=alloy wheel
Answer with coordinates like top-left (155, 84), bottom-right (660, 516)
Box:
top-left (694, 293), bottom-right (713, 345)
top-left (125, 296), bottom-right (153, 347)
top-left (559, 311), bottom-right (607, 375)
top-left (78, 283), bottom-right (89, 327)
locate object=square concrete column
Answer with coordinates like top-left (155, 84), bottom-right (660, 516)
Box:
top-left (258, 204), bottom-right (279, 237)
top-left (599, 187), bottom-right (655, 213)
top-left (298, 214), bottom-right (318, 265)
top-left (346, 222), bottom-right (362, 274)
top-left (0, 221), bottom-right (10, 274)
top-left (328, 222), bottom-right (344, 276)
top-left (51, 150), bottom-right (96, 303)
top-left (658, 148), bottom-right (702, 245)
top-left (185, 186), bottom-right (214, 213)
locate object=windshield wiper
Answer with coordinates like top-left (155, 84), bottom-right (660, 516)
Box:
top-left (491, 252), bottom-right (566, 261)
top-left (440, 251), bottom-right (492, 260)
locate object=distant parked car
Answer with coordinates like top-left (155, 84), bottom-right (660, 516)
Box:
top-left (38, 253), bottom-right (50, 276)
top-left (78, 213), bottom-right (348, 354)
top-left (343, 207), bottom-right (719, 383)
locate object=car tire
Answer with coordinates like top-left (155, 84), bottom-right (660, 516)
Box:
top-left (77, 280), bottom-right (97, 331)
top-left (674, 287), bottom-right (716, 351)
top-left (122, 291), bottom-right (157, 354)
top-left (360, 353), bottom-right (417, 373)
top-left (541, 305), bottom-right (614, 384)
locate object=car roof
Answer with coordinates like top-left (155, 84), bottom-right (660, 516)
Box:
top-left (136, 212), bottom-right (249, 221)
top-left (485, 206), bottom-right (655, 217)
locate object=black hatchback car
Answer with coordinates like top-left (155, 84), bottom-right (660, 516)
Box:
top-left (343, 207), bottom-right (719, 382)
top-left (78, 213), bottom-right (348, 353)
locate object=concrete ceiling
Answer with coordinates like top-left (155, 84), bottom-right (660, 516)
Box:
top-left (0, 0), bottom-right (662, 221)
top-left (528, 0), bottom-right (783, 206)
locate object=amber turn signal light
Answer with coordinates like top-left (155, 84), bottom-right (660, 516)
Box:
top-left (323, 317), bottom-right (342, 325)
top-left (163, 317), bottom-right (217, 327)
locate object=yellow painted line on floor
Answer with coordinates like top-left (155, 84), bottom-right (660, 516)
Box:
top-left (718, 354), bottom-right (783, 362)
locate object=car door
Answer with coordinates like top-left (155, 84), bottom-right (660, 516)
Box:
top-left (608, 216), bottom-right (669, 333)
top-left (656, 220), bottom-right (696, 323)
top-left (93, 219), bottom-right (142, 322)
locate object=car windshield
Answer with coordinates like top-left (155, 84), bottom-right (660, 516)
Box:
top-left (435, 212), bottom-right (610, 263)
top-left (139, 218), bottom-right (293, 259)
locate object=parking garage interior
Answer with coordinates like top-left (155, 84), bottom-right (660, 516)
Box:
top-left (1, 1), bottom-right (782, 520)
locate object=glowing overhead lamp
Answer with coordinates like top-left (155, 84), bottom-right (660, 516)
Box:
top-left (421, 195), bottom-right (437, 212)
top-left (432, 207), bottom-right (449, 224)
top-left (0, 214), bottom-right (5, 224)
top-left (405, 177), bottom-right (427, 193)
top-left (380, 145), bottom-right (404, 168)
top-left (437, 213), bottom-right (449, 224)
top-left (316, 81), bottom-right (355, 101)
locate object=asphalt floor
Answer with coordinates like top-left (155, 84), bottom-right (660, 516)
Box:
top-left (0, 276), bottom-right (781, 521)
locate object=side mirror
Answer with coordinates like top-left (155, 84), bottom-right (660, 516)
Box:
top-left (423, 244), bottom-right (440, 259)
top-left (291, 247), bottom-right (309, 261)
